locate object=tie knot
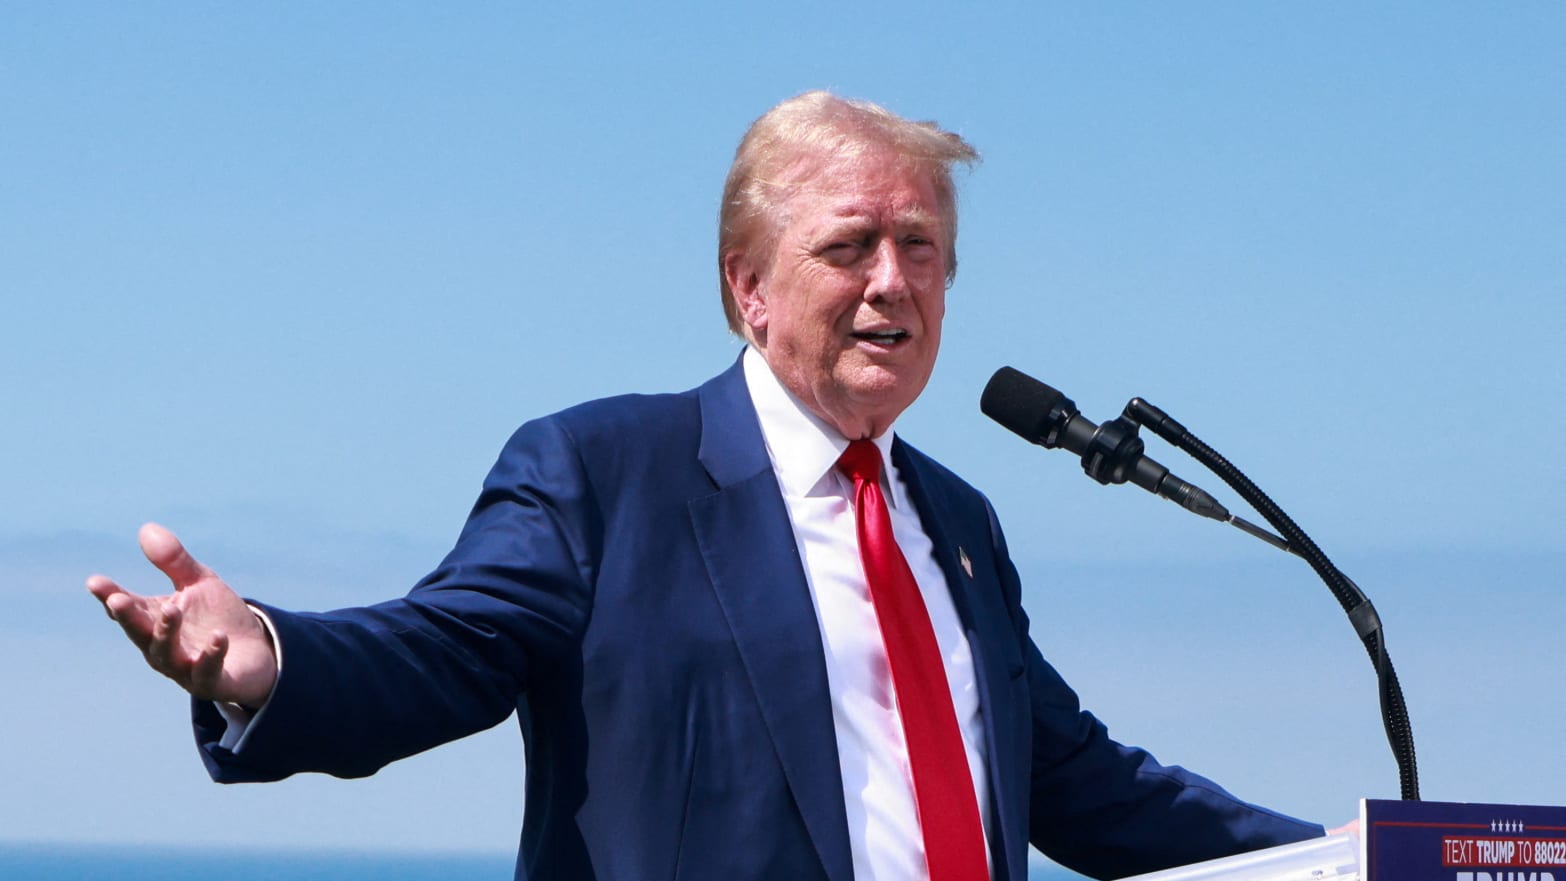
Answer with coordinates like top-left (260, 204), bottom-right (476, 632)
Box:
top-left (837, 439), bottom-right (882, 485)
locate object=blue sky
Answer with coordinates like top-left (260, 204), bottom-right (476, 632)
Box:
top-left (3, 2), bottom-right (1563, 873)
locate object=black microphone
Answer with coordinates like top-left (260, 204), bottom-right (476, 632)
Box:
top-left (980, 366), bottom-right (1230, 522)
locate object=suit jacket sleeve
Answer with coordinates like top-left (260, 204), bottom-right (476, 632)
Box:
top-left (194, 413), bottom-right (599, 782)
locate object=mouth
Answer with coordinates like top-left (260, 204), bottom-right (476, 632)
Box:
top-left (850, 329), bottom-right (910, 346)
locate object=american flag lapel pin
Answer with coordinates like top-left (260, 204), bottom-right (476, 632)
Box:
top-left (958, 546), bottom-right (973, 579)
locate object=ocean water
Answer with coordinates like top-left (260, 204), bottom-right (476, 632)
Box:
top-left (0, 845), bottom-right (513, 881)
top-left (0, 843), bottom-right (1086, 880)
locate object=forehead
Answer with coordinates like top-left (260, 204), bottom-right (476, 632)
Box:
top-left (775, 149), bottom-right (942, 228)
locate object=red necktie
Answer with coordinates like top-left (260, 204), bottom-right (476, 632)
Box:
top-left (838, 439), bottom-right (988, 881)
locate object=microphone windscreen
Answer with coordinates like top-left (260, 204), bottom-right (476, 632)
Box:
top-left (981, 367), bottom-right (1068, 443)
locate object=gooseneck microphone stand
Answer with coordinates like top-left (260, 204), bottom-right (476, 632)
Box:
top-left (1119, 396), bottom-right (1419, 801)
top-left (981, 368), bottom-right (1419, 801)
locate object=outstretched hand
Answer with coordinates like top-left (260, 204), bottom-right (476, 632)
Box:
top-left (87, 523), bottom-right (277, 708)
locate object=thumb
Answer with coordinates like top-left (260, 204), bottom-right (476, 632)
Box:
top-left (138, 522), bottom-right (212, 590)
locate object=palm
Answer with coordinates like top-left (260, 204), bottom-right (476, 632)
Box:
top-left (87, 523), bottom-right (277, 706)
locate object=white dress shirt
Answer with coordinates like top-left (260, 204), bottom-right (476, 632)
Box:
top-left (742, 347), bottom-right (992, 881)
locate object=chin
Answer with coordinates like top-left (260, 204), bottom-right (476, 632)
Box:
top-left (840, 374), bottom-right (925, 416)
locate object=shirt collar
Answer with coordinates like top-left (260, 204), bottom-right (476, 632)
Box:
top-left (742, 346), bottom-right (899, 504)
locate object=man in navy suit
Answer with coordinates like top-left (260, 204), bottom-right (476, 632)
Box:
top-left (89, 92), bottom-right (1327, 880)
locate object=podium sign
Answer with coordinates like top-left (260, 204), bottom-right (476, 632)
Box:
top-left (1117, 800), bottom-right (1566, 881)
top-left (1365, 799), bottom-right (1566, 881)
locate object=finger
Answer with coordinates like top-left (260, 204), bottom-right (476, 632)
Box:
top-left (89, 574), bottom-right (163, 638)
top-left (99, 590), bottom-right (162, 652)
top-left (190, 631), bottom-right (229, 697)
top-left (139, 522), bottom-right (212, 590)
top-left (145, 602), bottom-right (181, 673)
top-left (86, 574), bottom-right (126, 616)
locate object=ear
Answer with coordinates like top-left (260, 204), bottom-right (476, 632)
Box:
top-left (723, 250), bottom-right (768, 334)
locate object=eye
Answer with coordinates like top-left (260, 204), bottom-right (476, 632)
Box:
top-left (901, 235), bottom-right (940, 261)
top-left (819, 240), bottom-right (865, 266)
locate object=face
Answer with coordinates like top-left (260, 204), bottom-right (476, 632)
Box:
top-left (726, 148), bottom-right (950, 439)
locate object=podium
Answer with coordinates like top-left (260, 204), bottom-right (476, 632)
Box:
top-left (1118, 800), bottom-right (1566, 881)
top-left (1119, 832), bottom-right (1357, 881)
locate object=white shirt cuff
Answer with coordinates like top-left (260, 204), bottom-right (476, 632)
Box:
top-left (213, 604), bottom-right (282, 752)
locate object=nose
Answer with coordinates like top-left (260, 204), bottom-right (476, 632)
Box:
top-left (864, 238), bottom-right (911, 303)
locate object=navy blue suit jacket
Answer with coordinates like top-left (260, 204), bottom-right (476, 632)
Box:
top-left (194, 359), bottom-right (1322, 880)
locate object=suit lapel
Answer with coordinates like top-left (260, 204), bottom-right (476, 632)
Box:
top-left (686, 361), bottom-right (854, 881)
top-left (894, 440), bottom-right (1027, 881)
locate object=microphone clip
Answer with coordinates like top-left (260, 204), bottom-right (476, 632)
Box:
top-left (1079, 416), bottom-right (1148, 487)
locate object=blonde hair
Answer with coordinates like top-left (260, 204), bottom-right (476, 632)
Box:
top-left (717, 91), bottom-right (979, 333)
